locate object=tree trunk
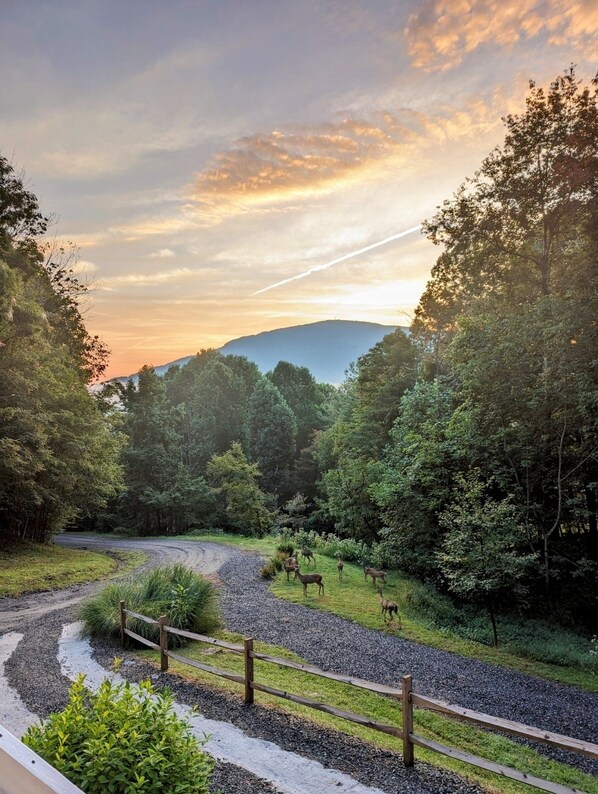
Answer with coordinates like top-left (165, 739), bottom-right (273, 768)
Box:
top-left (488, 601), bottom-right (498, 647)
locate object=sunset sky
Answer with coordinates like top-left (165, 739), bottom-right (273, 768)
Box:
top-left (1, 1), bottom-right (596, 378)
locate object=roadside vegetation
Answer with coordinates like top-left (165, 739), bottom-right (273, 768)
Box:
top-left (0, 543), bottom-right (146, 597)
top-left (136, 631), bottom-right (598, 794)
top-left (80, 564), bottom-right (219, 643)
top-left (24, 674), bottom-right (213, 793)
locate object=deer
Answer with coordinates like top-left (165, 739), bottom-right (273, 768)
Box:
top-left (294, 566), bottom-right (324, 596)
top-left (337, 558), bottom-right (344, 580)
top-left (283, 558), bottom-right (298, 581)
top-left (377, 588), bottom-right (400, 626)
top-left (363, 565), bottom-right (386, 587)
top-left (300, 547), bottom-right (315, 567)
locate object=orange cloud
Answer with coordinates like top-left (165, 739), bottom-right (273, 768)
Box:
top-left (192, 104), bottom-right (503, 216)
top-left (405, 0), bottom-right (598, 71)
top-left (193, 115), bottom-right (418, 204)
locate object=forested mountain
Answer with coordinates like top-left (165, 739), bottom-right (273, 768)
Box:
top-left (109, 320), bottom-right (400, 386)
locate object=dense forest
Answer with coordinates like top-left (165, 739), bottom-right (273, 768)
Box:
top-left (1, 69), bottom-right (596, 634)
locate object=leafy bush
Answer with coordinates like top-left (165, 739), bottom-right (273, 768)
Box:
top-left (80, 564), bottom-right (219, 646)
top-left (318, 534), bottom-right (368, 563)
top-left (260, 560), bottom-right (278, 579)
top-left (289, 528), bottom-right (321, 551)
top-left (24, 675), bottom-right (213, 793)
top-left (276, 541), bottom-right (295, 557)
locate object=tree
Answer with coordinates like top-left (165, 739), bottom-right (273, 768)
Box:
top-left (0, 156), bottom-right (121, 543)
top-left (268, 361), bottom-right (321, 451)
top-left (118, 367), bottom-right (181, 534)
top-left (248, 378), bottom-right (297, 498)
top-left (437, 474), bottom-right (536, 646)
top-left (413, 68), bottom-right (598, 353)
top-left (207, 442), bottom-right (274, 535)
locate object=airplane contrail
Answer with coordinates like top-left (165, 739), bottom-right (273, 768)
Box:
top-left (251, 224), bottom-right (422, 296)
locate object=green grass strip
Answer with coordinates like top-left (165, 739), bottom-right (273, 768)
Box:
top-left (0, 543), bottom-right (147, 597)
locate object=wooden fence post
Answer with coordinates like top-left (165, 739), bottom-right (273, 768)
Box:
top-left (159, 615), bottom-right (168, 672)
top-left (402, 674), bottom-right (414, 766)
top-left (243, 637), bottom-right (254, 704)
top-left (119, 600), bottom-right (127, 648)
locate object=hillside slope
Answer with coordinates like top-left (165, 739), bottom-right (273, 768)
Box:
top-left (111, 320), bottom-right (401, 385)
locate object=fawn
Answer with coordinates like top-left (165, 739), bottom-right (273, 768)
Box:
top-left (363, 565), bottom-right (386, 587)
top-left (294, 566), bottom-right (324, 596)
top-left (283, 557), bottom-right (298, 581)
top-left (337, 558), bottom-right (344, 580)
top-left (300, 547), bottom-right (315, 566)
top-left (377, 588), bottom-right (400, 626)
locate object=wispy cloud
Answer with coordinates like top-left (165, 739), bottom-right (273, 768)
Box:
top-left (405, 0), bottom-right (598, 71)
top-left (149, 248), bottom-right (176, 259)
top-left (252, 225), bottom-right (422, 296)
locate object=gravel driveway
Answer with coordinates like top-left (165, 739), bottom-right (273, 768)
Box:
top-left (2, 535), bottom-right (597, 791)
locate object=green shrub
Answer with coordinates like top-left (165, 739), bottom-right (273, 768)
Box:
top-left (24, 675), bottom-right (213, 793)
top-left (318, 534), bottom-right (368, 562)
top-left (80, 564), bottom-right (219, 646)
top-left (260, 560), bottom-right (278, 579)
top-left (276, 541), bottom-right (295, 557)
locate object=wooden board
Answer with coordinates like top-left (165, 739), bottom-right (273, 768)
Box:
top-left (410, 734), bottom-right (589, 794)
top-left (252, 682), bottom-right (403, 739)
top-left (123, 628), bottom-right (160, 650)
top-left (411, 694), bottom-right (598, 759)
top-left (123, 609), bottom-right (159, 625)
top-left (167, 650), bottom-right (245, 684)
top-left (165, 626), bottom-right (243, 652)
top-left (250, 651), bottom-right (402, 698)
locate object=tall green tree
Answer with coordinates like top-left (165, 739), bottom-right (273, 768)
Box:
top-left (248, 378), bottom-right (297, 498)
top-left (207, 442), bottom-right (274, 535)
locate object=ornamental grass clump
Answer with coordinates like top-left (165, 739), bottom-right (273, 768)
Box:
top-left (23, 675), bottom-right (213, 793)
top-left (80, 564), bottom-right (219, 646)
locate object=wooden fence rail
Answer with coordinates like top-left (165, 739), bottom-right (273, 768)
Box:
top-left (119, 602), bottom-right (598, 794)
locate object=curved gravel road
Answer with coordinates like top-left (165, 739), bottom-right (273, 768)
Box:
top-left (2, 534), bottom-right (597, 791)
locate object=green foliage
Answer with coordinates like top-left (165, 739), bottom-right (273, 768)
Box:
top-left (80, 564), bottom-right (219, 644)
top-left (248, 378), bottom-right (297, 497)
top-left (276, 541), bottom-right (295, 557)
top-left (207, 442), bottom-right (274, 536)
top-left (23, 675), bottom-right (213, 793)
top-left (437, 474), bottom-right (537, 645)
top-left (317, 534), bottom-right (368, 563)
top-left (0, 155), bottom-right (122, 544)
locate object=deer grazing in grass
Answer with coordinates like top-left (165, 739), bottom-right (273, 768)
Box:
top-left (283, 557), bottom-right (298, 581)
top-left (300, 547), bottom-right (315, 567)
top-left (337, 558), bottom-right (344, 580)
top-left (363, 565), bottom-right (386, 587)
top-left (377, 588), bottom-right (400, 626)
top-left (294, 566), bottom-right (324, 596)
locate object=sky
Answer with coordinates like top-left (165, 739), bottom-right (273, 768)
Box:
top-left (1, 1), bottom-right (596, 379)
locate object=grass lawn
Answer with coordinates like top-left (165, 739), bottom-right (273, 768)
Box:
top-left (136, 631), bottom-right (597, 794)
top-left (174, 533), bottom-right (598, 692)
top-left (0, 543), bottom-right (147, 597)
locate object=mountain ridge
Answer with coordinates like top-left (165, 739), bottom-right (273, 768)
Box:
top-left (109, 319), bottom-right (403, 385)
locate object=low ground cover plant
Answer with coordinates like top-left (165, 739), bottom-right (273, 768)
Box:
top-left (23, 675), bottom-right (213, 793)
top-left (80, 564), bottom-right (219, 645)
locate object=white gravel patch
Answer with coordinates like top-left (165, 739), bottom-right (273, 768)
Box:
top-left (59, 622), bottom-right (389, 794)
top-left (0, 631), bottom-right (39, 737)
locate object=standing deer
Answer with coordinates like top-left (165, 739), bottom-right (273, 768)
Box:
top-left (363, 565), bottom-right (386, 587)
top-left (294, 566), bottom-right (324, 596)
top-left (283, 557), bottom-right (298, 581)
top-left (337, 558), bottom-right (344, 580)
top-left (300, 547), bottom-right (315, 567)
top-left (377, 588), bottom-right (400, 626)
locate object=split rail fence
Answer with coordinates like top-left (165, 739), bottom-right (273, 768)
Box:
top-left (119, 601), bottom-right (598, 794)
